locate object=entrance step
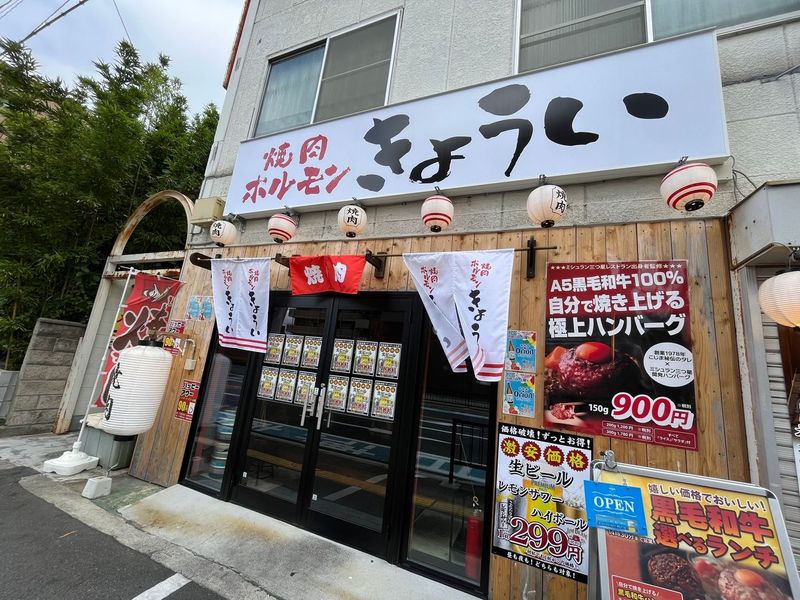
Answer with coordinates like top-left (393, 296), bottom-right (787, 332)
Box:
top-left (120, 485), bottom-right (475, 600)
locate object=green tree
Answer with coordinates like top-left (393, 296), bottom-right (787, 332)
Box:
top-left (0, 39), bottom-right (219, 368)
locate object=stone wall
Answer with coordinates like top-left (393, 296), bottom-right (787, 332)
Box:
top-left (0, 370), bottom-right (19, 422)
top-left (2, 318), bottom-right (85, 435)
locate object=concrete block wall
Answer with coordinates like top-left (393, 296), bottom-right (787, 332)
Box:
top-left (0, 370), bottom-right (19, 422)
top-left (197, 2), bottom-right (800, 246)
top-left (2, 318), bottom-right (85, 434)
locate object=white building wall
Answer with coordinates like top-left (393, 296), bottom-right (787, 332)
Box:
top-left (198, 2), bottom-right (800, 243)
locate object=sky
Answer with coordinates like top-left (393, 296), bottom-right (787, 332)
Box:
top-left (0, 0), bottom-right (243, 115)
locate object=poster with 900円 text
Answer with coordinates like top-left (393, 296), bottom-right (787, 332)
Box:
top-left (492, 424), bottom-right (593, 582)
top-left (543, 261), bottom-right (698, 451)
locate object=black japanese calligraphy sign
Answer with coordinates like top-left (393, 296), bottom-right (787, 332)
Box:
top-left (544, 261), bottom-right (698, 451)
top-left (225, 32), bottom-right (727, 217)
top-left (595, 464), bottom-right (800, 599)
top-left (492, 423), bottom-right (593, 582)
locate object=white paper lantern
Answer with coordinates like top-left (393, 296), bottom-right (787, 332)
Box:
top-left (421, 194), bottom-right (454, 232)
top-left (209, 220), bottom-right (237, 246)
top-left (267, 213), bottom-right (297, 243)
top-left (758, 271), bottom-right (800, 327)
top-left (338, 205), bottom-right (367, 238)
top-left (100, 342), bottom-right (173, 436)
top-left (527, 184), bottom-right (567, 228)
top-left (660, 162), bottom-right (717, 212)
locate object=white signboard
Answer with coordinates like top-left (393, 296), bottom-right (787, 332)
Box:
top-left (226, 32), bottom-right (727, 217)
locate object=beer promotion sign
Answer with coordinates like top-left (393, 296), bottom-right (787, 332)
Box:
top-left (595, 465), bottom-right (800, 600)
top-left (492, 424), bottom-right (593, 582)
top-left (543, 261), bottom-right (698, 451)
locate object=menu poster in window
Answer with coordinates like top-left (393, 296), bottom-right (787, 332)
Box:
top-left (371, 380), bottom-right (398, 420)
top-left (347, 377), bottom-right (373, 416)
top-left (326, 375), bottom-right (349, 412)
top-left (275, 369), bottom-right (298, 403)
top-left (503, 372), bottom-right (536, 418)
top-left (492, 424), bottom-right (593, 582)
top-left (506, 330), bottom-right (536, 372)
top-left (376, 343), bottom-right (402, 379)
top-left (330, 339), bottom-right (354, 373)
top-left (265, 334), bottom-right (285, 364)
top-left (294, 371), bottom-right (317, 406)
top-left (301, 336), bottom-right (323, 369)
top-left (282, 335), bottom-right (303, 366)
top-left (258, 366), bottom-right (279, 399)
top-left (596, 465), bottom-right (800, 600)
top-left (543, 261), bottom-right (698, 451)
top-left (353, 340), bottom-right (378, 376)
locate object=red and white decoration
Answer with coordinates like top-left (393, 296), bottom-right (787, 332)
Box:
top-left (289, 255), bottom-right (366, 295)
top-left (211, 258), bottom-right (271, 351)
top-left (660, 162), bottom-right (717, 212)
top-left (96, 273), bottom-right (182, 407)
top-left (527, 184), bottom-right (567, 228)
top-left (404, 249), bottom-right (514, 382)
top-left (267, 213), bottom-right (297, 243)
top-left (421, 194), bottom-right (454, 232)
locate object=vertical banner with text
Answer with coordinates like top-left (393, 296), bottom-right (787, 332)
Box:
top-left (543, 261), bottom-right (697, 451)
top-left (492, 424), bottom-right (593, 581)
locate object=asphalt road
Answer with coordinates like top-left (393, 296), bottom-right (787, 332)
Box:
top-left (0, 464), bottom-right (223, 600)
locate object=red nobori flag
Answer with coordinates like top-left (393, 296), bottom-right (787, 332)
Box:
top-left (290, 255), bottom-right (366, 295)
top-left (96, 273), bottom-right (183, 407)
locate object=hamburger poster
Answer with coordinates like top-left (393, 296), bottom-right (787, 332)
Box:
top-left (597, 468), bottom-right (799, 600)
top-left (543, 261), bottom-right (698, 451)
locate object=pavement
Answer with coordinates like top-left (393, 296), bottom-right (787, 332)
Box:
top-left (0, 433), bottom-right (475, 600)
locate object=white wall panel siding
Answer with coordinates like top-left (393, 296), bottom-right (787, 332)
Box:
top-left (758, 268), bottom-right (800, 564)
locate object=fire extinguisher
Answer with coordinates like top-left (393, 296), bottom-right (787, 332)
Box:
top-left (465, 495), bottom-right (483, 581)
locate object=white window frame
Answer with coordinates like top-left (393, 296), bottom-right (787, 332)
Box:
top-left (513, 0), bottom-right (800, 74)
top-left (251, 10), bottom-right (401, 140)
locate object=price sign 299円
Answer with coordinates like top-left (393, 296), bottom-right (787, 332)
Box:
top-left (543, 261), bottom-right (697, 451)
top-left (492, 424), bottom-right (593, 581)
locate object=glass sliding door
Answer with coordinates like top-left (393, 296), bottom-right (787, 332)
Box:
top-left (405, 325), bottom-right (495, 592)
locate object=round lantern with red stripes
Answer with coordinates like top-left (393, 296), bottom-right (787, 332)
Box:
top-left (660, 162), bottom-right (717, 212)
top-left (267, 213), bottom-right (297, 243)
top-left (421, 194), bottom-right (453, 232)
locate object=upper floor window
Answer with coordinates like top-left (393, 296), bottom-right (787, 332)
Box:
top-left (519, 0), bottom-right (800, 73)
top-left (651, 0), bottom-right (800, 39)
top-left (519, 0), bottom-right (647, 72)
top-left (254, 15), bottom-right (397, 138)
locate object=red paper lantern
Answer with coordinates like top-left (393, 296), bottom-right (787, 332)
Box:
top-left (660, 162), bottom-right (717, 212)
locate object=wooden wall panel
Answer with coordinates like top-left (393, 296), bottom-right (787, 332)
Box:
top-left (129, 218), bottom-right (748, 600)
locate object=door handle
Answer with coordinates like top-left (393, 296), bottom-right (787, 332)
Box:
top-left (300, 386), bottom-right (318, 427)
top-left (316, 383), bottom-right (327, 430)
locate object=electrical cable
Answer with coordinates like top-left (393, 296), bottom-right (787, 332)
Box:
top-left (28, 0), bottom-right (70, 35)
top-left (0, 0), bottom-right (25, 20)
top-left (111, 0), bottom-right (131, 45)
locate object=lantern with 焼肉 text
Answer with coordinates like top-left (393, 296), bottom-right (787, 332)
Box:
top-left (209, 220), bottom-right (237, 246)
top-left (527, 184), bottom-right (567, 228)
top-left (338, 205), bottom-right (367, 238)
top-left (99, 341), bottom-right (173, 436)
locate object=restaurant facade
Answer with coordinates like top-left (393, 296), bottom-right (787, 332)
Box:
top-left (61, 1), bottom-right (800, 598)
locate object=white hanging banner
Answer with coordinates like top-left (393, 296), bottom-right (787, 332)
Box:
top-left (405, 249), bottom-right (514, 381)
top-left (453, 249), bottom-right (514, 381)
top-left (211, 258), bottom-right (271, 352)
top-left (404, 253), bottom-right (468, 372)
